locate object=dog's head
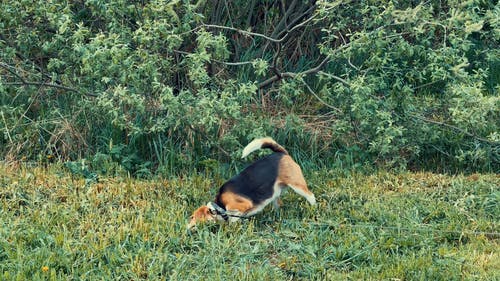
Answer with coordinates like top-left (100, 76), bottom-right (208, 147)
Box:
top-left (187, 205), bottom-right (216, 230)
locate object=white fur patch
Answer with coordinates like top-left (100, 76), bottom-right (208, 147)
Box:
top-left (206, 202), bottom-right (226, 222)
top-left (245, 181), bottom-right (282, 216)
top-left (288, 184), bottom-right (316, 205)
top-left (241, 137), bottom-right (275, 158)
top-left (225, 210), bottom-right (244, 223)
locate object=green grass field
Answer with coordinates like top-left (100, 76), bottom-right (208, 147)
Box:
top-left (0, 164), bottom-right (498, 280)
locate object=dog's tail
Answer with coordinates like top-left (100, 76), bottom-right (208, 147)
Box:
top-left (241, 137), bottom-right (288, 158)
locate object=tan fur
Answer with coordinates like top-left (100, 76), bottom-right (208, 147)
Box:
top-left (220, 191), bottom-right (254, 213)
top-left (187, 206), bottom-right (214, 228)
top-left (278, 155), bottom-right (312, 195)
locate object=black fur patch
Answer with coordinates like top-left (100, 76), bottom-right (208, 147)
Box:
top-left (215, 153), bottom-right (284, 207)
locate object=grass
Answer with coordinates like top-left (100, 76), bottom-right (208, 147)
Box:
top-left (0, 163), bottom-right (498, 280)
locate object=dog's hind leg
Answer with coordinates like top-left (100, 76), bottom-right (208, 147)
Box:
top-left (278, 155), bottom-right (316, 205)
top-left (288, 183), bottom-right (316, 205)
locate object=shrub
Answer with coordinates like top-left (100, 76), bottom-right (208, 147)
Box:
top-left (0, 0), bottom-right (498, 173)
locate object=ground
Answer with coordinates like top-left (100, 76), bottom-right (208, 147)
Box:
top-left (0, 164), bottom-right (498, 280)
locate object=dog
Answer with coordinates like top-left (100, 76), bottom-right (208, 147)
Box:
top-left (187, 137), bottom-right (316, 229)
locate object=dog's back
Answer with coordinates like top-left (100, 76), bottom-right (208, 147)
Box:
top-left (215, 153), bottom-right (285, 207)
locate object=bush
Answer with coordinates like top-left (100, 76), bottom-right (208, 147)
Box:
top-left (1, 0), bottom-right (498, 174)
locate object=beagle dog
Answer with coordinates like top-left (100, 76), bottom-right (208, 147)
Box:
top-left (187, 137), bottom-right (316, 229)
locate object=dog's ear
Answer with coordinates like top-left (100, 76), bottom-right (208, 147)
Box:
top-left (187, 206), bottom-right (214, 229)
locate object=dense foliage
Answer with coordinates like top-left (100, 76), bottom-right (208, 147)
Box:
top-left (1, 0), bottom-right (499, 175)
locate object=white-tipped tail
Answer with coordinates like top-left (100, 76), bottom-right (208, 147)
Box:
top-left (242, 138), bottom-right (268, 158)
top-left (241, 137), bottom-right (287, 158)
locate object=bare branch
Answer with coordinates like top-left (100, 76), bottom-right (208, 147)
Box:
top-left (172, 49), bottom-right (254, 66)
top-left (4, 82), bottom-right (98, 97)
top-left (300, 56), bottom-right (330, 76)
top-left (202, 24), bottom-right (283, 43)
top-left (203, 3), bottom-right (319, 45)
top-left (270, 43), bottom-right (282, 77)
top-left (1, 62), bottom-right (97, 97)
top-left (411, 114), bottom-right (499, 145)
top-left (274, 3), bottom-right (318, 39)
top-left (246, 0), bottom-right (257, 27)
top-left (0, 62), bottom-right (27, 83)
top-left (271, 0), bottom-right (299, 38)
top-left (301, 79), bottom-right (342, 113)
top-left (258, 42), bottom-right (351, 89)
top-left (223, 0), bottom-right (234, 27)
top-left (258, 72), bottom-right (296, 89)
top-left (318, 71), bottom-right (350, 86)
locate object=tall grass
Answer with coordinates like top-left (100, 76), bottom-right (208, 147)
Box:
top-left (0, 163), bottom-right (498, 280)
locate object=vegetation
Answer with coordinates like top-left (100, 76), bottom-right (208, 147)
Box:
top-left (0, 164), bottom-right (498, 280)
top-left (1, 0), bottom-right (498, 174)
top-left (1, 2), bottom-right (498, 280)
